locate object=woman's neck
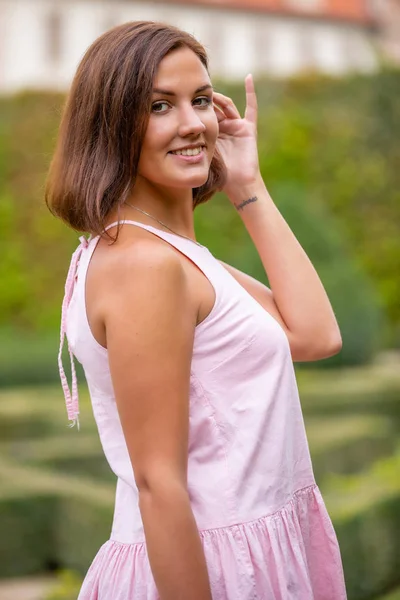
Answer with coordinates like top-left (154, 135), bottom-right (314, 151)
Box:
top-left (107, 180), bottom-right (196, 239)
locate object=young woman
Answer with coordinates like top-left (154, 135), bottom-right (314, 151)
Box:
top-left (47, 21), bottom-right (347, 600)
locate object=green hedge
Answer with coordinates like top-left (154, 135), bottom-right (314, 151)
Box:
top-left (196, 183), bottom-right (385, 367)
top-left (0, 384), bottom-right (94, 436)
top-left (220, 70), bottom-right (400, 346)
top-left (12, 432), bottom-right (116, 483)
top-left (0, 329), bottom-right (85, 388)
top-left (306, 415), bottom-right (397, 483)
top-left (379, 587), bottom-right (400, 600)
top-left (0, 493), bottom-right (58, 577)
top-left (1, 380), bottom-right (399, 598)
top-left (0, 490), bottom-right (113, 579)
top-left (0, 456), bottom-right (115, 578)
top-left (1, 68), bottom-right (400, 371)
top-left (0, 455), bottom-right (399, 599)
top-left (45, 570), bottom-right (83, 600)
top-left (337, 494), bottom-right (400, 600)
top-left (325, 449), bottom-right (400, 599)
top-left (56, 494), bottom-right (114, 573)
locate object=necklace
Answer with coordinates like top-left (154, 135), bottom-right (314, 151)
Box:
top-left (124, 202), bottom-right (204, 248)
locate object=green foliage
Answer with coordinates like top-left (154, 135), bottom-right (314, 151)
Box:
top-left (0, 330), bottom-right (60, 387)
top-left (216, 69), bottom-right (400, 347)
top-left (44, 570), bottom-right (83, 600)
top-left (0, 92), bottom-right (77, 332)
top-left (265, 184), bottom-right (383, 366)
top-left (56, 495), bottom-right (114, 573)
top-left (0, 328), bottom-right (88, 388)
top-left (305, 414), bottom-right (397, 483)
top-left (196, 184), bottom-right (384, 366)
top-left (0, 491), bottom-right (112, 579)
top-left (0, 493), bottom-right (58, 577)
top-left (0, 370), bottom-right (399, 598)
top-left (0, 70), bottom-right (399, 367)
top-left (325, 448), bottom-right (400, 599)
top-left (379, 587), bottom-right (400, 600)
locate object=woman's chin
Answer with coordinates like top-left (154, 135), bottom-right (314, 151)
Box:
top-left (145, 164), bottom-right (210, 190)
top-left (167, 172), bottom-right (209, 189)
top-left (184, 167), bottom-right (211, 186)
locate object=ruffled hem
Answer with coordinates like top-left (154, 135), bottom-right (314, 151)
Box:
top-left (77, 484), bottom-right (346, 600)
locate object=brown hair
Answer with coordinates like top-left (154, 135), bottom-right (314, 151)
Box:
top-left (45, 21), bottom-right (226, 238)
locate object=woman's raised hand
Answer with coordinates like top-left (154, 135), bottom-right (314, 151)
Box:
top-left (213, 74), bottom-right (261, 198)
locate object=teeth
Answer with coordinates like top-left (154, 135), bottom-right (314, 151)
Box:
top-left (171, 146), bottom-right (204, 156)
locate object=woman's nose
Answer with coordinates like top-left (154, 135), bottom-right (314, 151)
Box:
top-left (177, 106), bottom-right (206, 137)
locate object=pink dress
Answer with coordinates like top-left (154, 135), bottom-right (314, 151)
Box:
top-left (59, 219), bottom-right (347, 600)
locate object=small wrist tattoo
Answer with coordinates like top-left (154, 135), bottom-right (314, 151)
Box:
top-left (234, 195), bottom-right (258, 212)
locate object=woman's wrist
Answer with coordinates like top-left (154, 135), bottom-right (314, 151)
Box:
top-left (224, 171), bottom-right (266, 212)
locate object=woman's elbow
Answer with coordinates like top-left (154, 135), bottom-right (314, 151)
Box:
top-left (291, 332), bottom-right (342, 362)
top-left (314, 333), bottom-right (343, 360)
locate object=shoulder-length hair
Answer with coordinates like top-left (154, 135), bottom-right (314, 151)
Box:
top-left (45, 21), bottom-right (226, 239)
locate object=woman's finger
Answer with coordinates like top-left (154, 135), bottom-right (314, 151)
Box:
top-left (213, 102), bottom-right (227, 123)
top-left (244, 74), bottom-right (257, 124)
top-left (213, 91), bottom-right (241, 119)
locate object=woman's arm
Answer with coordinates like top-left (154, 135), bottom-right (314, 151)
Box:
top-left (227, 174), bottom-right (342, 361)
top-left (102, 238), bottom-right (212, 600)
top-left (213, 76), bottom-right (341, 362)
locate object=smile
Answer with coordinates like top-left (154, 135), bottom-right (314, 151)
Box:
top-left (169, 145), bottom-right (206, 157)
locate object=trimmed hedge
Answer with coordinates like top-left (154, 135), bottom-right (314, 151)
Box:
top-left (56, 494), bottom-right (114, 573)
top-left (0, 454), bottom-right (399, 599)
top-left (0, 490), bottom-right (113, 579)
top-left (3, 68), bottom-right (400, 377)
top-left (195, 184), bottom-right (385, 367)
top-left (0, 493), bottom-right (58, 577)
top-left (0, 456), bottom-right (115, 578)
top-left (306, 415), bottom-right (397, 483)
top-left (380, 587), bottom-right (400, 600)
top-left (325, 449), bottom-right (400, 599)
top-left (0, 330), bottom-right (85, 388)
top-left (1, 379), bottom-right (399, 598)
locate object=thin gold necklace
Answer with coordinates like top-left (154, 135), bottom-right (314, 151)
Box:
top-left (124, 202), bottom-right (204, 248)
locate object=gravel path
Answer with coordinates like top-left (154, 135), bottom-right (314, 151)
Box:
top-left (0, 577), bottom-right (56, 600)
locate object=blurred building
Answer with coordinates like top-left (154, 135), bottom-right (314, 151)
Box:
top-left (369, 0), bottom-right (400, 63)
top-left (0, 0), bottom-right (396, 93)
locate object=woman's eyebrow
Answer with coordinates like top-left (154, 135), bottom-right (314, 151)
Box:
top-left (152, 84), bottom-right (213, 96)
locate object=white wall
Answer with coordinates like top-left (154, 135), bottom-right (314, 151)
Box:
top-left (0, 0), bottom-right (379, 94)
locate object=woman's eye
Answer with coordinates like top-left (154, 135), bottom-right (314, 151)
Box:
top-left (193, 96), bottom-right (212, 107)
top-left (151, 101), bottom-right (169, 113)
top-left (151, 97), bottom-right (211, 113)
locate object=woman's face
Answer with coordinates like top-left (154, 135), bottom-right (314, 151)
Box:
top-left (137, 46), bottom-right (218, 190)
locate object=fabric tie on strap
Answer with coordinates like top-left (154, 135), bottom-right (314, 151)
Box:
top-left (58, 235), bottom-right (90, 431)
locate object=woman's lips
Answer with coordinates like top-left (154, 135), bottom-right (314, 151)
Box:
top-left (168, 149), bottom-right (205, 164)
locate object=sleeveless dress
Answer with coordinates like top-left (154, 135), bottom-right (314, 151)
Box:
top-left (58, 219), bottom-right (347, 600)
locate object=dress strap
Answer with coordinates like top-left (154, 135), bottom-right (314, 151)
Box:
top-left (103, 220), bottom-right (207, 249)
top-left (104, 221), bottom-right (123, 232)
top-left (58, 234), bottom-right (91, 431)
